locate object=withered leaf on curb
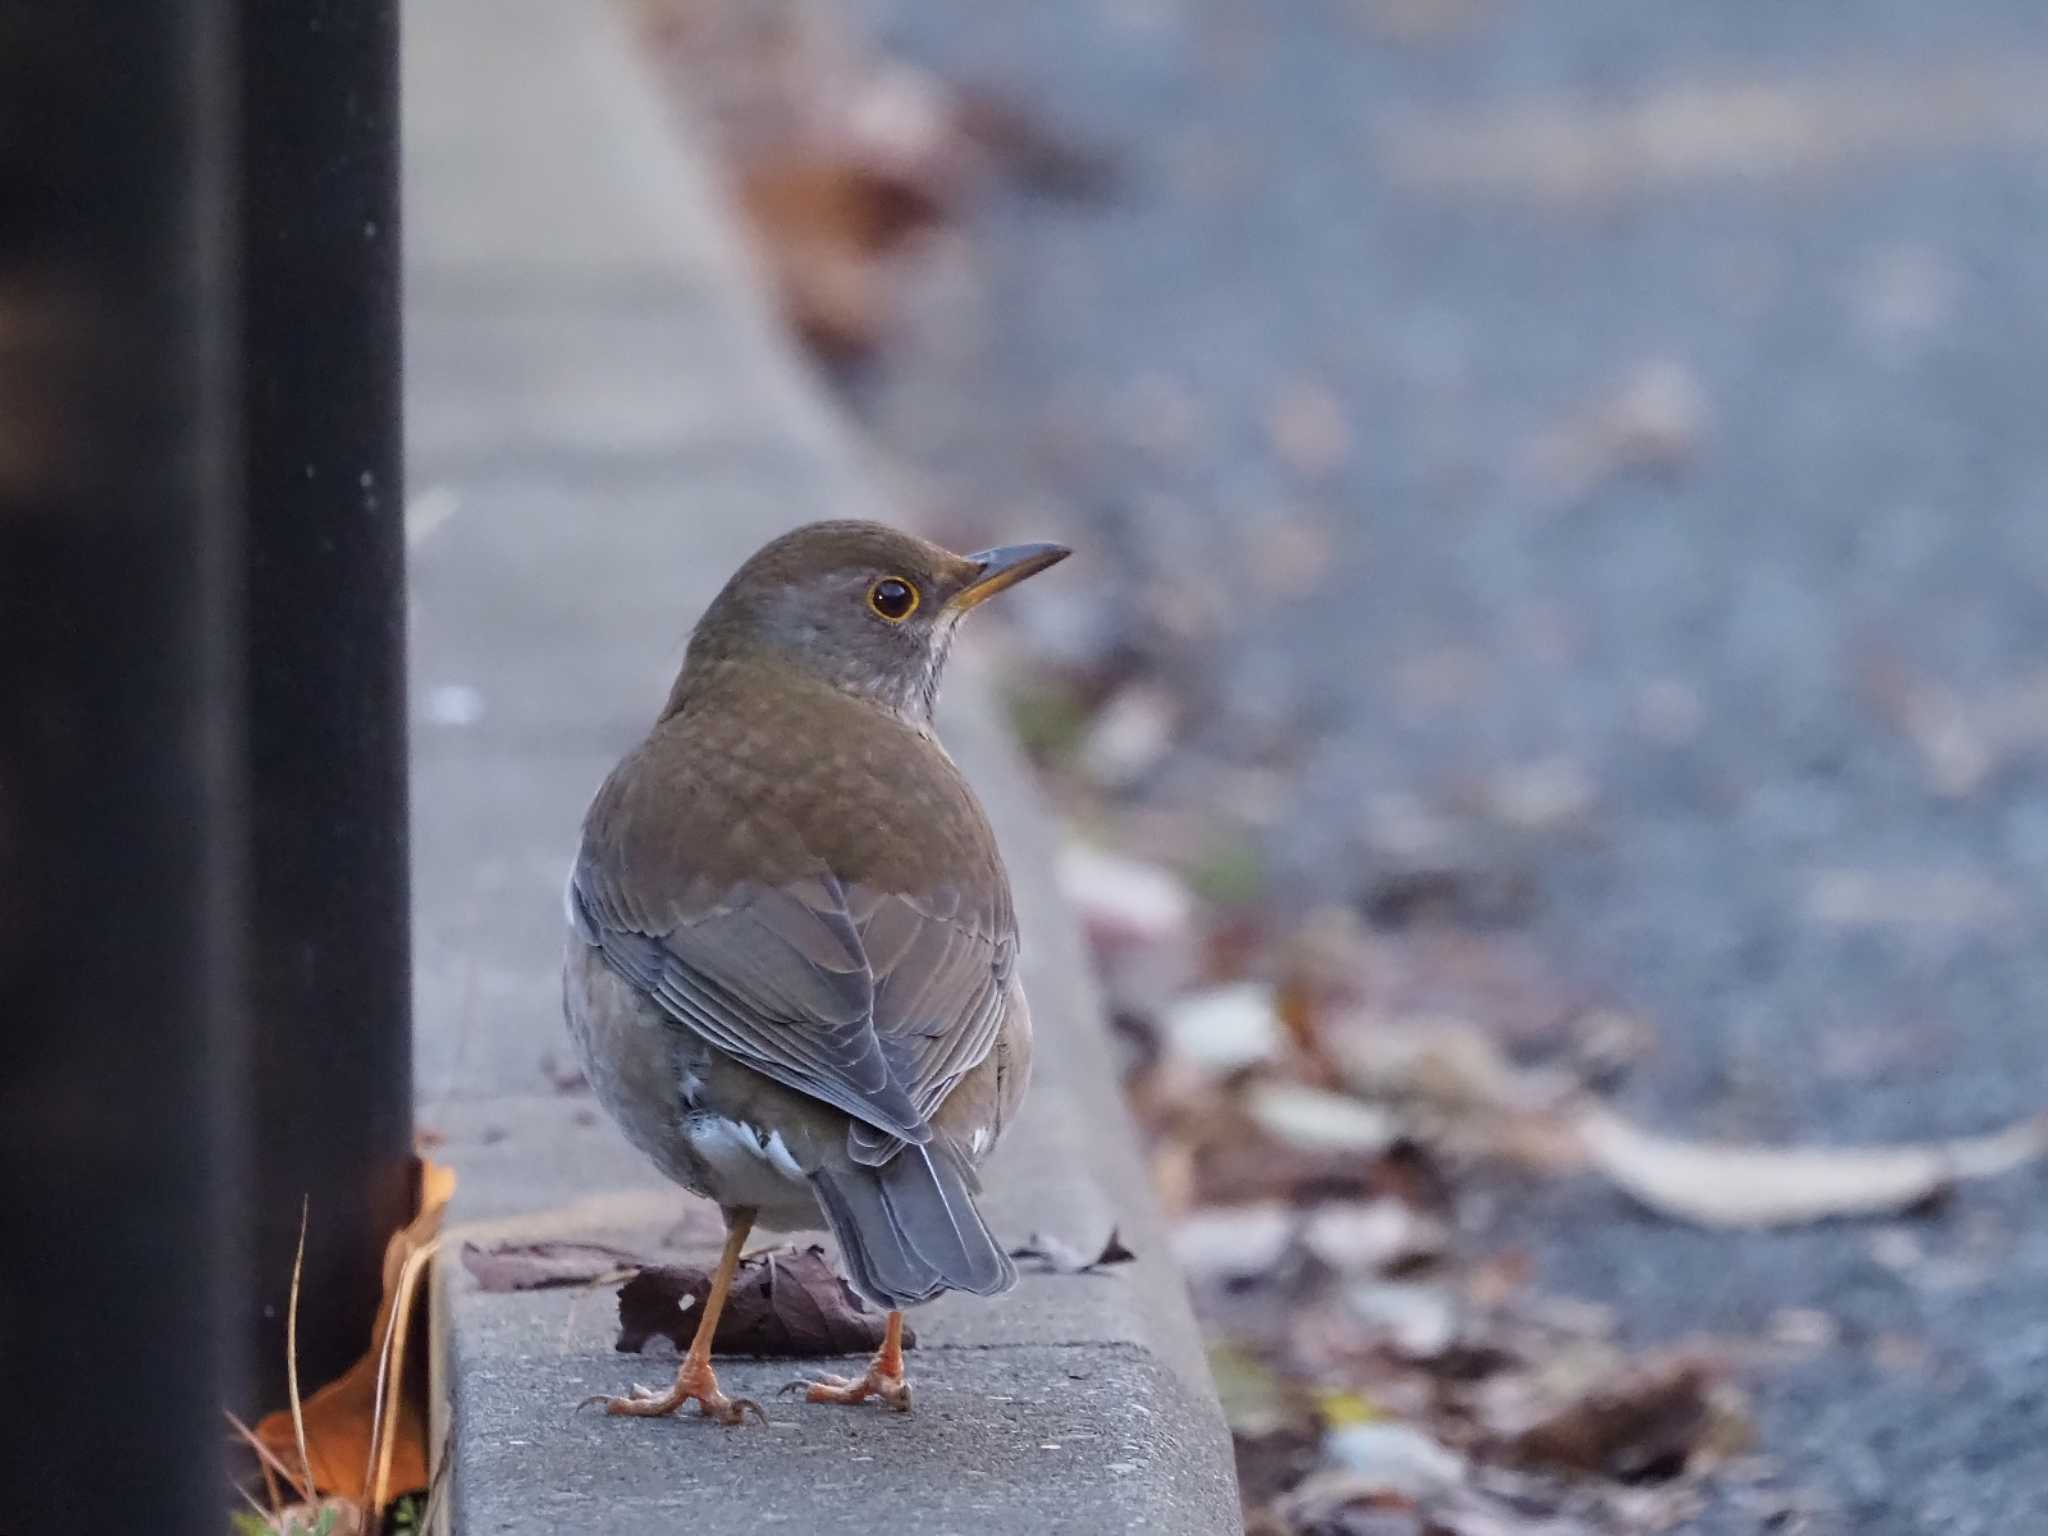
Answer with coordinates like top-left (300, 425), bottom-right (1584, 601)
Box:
top-left (616, 1244), bottom-right (911, 1357)
top-left (460, 1240), bottom-right (648, 1292)
top-left (1008, 1225), bottom-right (1138, 1275)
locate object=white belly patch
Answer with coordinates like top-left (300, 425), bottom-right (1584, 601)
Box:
top-left (683, 1114), bottom-right (810, 1207)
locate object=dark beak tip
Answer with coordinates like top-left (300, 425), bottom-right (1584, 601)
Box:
top-left (953, 541), bottom-right (1071, 609)
top-left (968, 540), bottom-right (1072, 572)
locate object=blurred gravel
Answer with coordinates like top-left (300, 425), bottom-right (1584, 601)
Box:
top-left (826, 1), bottom-right (2048, 1530)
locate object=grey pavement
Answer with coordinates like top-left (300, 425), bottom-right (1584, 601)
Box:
top-left (402, 0), bottom-right (1236, 1531)
top-left (840, 2), bottom-right (2048, 1532)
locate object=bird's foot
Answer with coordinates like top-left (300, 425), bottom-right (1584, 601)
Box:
top-left (581, 1355), bottom-right (765, 1425)
top-left (779, 1364), bottom-right (914, 1413)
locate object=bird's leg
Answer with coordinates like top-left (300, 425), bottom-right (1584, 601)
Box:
top-left (781, 1308), bottom-right (913, 1412)
top-left (583, 1209), bottom-right (765, 1425)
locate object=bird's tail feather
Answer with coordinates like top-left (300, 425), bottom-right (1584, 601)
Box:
top-left (811, 1140), bottom-right (1016, 1309)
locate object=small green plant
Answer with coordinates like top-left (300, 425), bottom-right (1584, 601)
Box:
top-left (228, 1504), bottom-right (341, 1536)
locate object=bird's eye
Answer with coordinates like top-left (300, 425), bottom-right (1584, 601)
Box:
top-left (866, 576), bottom-right (920, 622)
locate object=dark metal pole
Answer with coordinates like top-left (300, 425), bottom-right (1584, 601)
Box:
top-left (0, 5), bottom-right (243, 1532)
top-left (238, 0), bottom-right (416, 1410)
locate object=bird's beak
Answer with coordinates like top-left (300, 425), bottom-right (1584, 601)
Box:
top-left (949, 542), bottom-right (1072, 611)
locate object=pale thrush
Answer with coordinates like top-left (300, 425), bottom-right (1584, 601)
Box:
top-left (564, 519), bottom-right (1068, 1422)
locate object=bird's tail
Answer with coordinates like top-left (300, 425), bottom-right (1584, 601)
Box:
top-left (811, 1139), bottom-right (1017, 1309)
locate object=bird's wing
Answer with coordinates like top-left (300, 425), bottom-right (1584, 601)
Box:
top-left (846, 884), bottom-right (1015, 1124)
top-left (572, 856), bottom-right (1011, 1147)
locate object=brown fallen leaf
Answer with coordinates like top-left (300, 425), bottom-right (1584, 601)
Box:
top-left (615, 1244), bottom-right (911, 1357)
top-left (1504, 1355), bottom-right (1743, 1483)
top-left (1187, 1099), bottom-right (1448, 1211)
top-left (633, 0), bottom-right (1110, 369)
top-left (1573, 1102), bottom-right (2048, 1228)
top-left (459, 1240), bottom-right (647, 1292)
top-left (1008, 1225), bottom-right (1138, 1275)
top-left (735, 153), bottom-right (947, 363)
top-left (256, 1157), bottom-right (455, 1508)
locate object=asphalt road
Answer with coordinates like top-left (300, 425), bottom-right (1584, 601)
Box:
top-left (841, 1), bottom-right (2048, 1530)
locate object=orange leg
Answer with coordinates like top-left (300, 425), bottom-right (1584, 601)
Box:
top-left (582, 1209), bottom-right (764, 1425)
top-left (781, 1308), bottom-right (912, 1413)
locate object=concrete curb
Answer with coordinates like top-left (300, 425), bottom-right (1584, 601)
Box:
top-left (403, 1), bottom-right (1239, 1531)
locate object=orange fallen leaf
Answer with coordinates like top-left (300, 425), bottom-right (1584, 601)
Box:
top-left (256, 1158), bottom-right (455, 1509)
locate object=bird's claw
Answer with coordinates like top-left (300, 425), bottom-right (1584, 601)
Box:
top-left (574, 1381), bottom-right (660, 1413)
top-left (780, 1369), bottom-right (913, 1413)
top-left (718, 1395), bottom-right (770, 1426)
top-left (579, 1367), bottom-right (766, 1424)
top-left (778, 1373), bottom-right (840, 1396)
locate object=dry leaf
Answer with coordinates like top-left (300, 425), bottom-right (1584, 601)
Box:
top-left (1343, 1282), bottom-right (1462, 1360)
top-left (1058, 839), bottom-right (1195, 954)
top-left (1320, 1421), bottom-right (1468, 1498)
top-left (1300, 1201), bottom-right (1447, 1277)
top-left (459, 1240), bottom-right (647, 1292)
top-left (1165, 982), bottom-right (1287, 1071)
top-left (1173, 1203), bottom-right (1297, 1287)
top-left (1505, 1355), bottom-right (1741, 1482)
top-left (615, 1244), bottom-right (910, 1357)
top-left (1574, 1102), bottom-right (2048, 1227)
top-left (1186, 1101), bottom-right (1447, 1210)
top-left (256, 1158), bottom-right (455, 1504)
top-left (1245, 1082), bottom-right (1401, 1155)
top-left (735, 159), bottom-right (918, 362)
top-left (1328, 1017), bottom-right (1577, 1115)
top-left (634, 1), bottom-right (1108, 367)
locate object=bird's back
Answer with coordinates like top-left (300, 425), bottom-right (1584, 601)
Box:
top-left (568, 657), bottom-right (1029, 1307)
top-left (588, 657), bottom-right (1015, 936)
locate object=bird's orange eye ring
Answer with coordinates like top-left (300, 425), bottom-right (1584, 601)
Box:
top-left (867, 575), bottom-right (920, 623)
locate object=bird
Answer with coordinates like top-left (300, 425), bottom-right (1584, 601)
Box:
top-left (564, 519), bottom-right (1069, 1423)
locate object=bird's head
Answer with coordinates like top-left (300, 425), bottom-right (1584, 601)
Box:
top-left (677, 521), bottom-right (1070, 727)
